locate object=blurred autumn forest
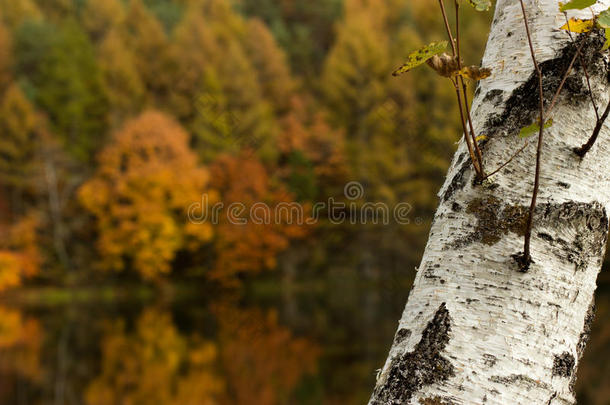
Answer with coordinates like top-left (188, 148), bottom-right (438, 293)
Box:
top-left (0, 0), bottom-right (609, 404)
top-left (0, 0), bottom-right (490, 290)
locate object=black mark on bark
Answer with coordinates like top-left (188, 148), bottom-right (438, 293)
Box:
top-left (372, 303), bottom-right (454, 405)
top-left (451, 200), bottom-right (608, 271)
top-left (442, 159), bottom-right (470, 202)
top-left (419, 396), bottom-right (455, 405)
top-left (482, 30), bottom-right (607, 142)
top-left (552, 352), bottom-right (575, 378)
top-left (393, 328), bottom-right (412, 346)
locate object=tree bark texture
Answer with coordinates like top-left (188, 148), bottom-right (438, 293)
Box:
top-left (370, 0), bottom-right (610, 403)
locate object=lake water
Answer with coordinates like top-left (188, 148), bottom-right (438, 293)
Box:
top-left (1, 276), bottom-right (608, 404)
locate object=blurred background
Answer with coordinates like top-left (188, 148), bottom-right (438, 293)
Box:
top-left (0, 0), bottom-right (608, 404)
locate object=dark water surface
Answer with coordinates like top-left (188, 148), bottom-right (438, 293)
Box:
top-left (1, 277), bottom-right (609, 405)
top-left (0, 275), bottom-right (411, 405)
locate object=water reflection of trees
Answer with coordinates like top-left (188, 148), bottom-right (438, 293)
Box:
top-left (82, 303), bottom-right (318, 405)
top-left (85, 308), bottom-right (223, 405)
top-left (0, 306), bottom-right (43, 402)
top-left (213, 302), bottom-right (319, 405)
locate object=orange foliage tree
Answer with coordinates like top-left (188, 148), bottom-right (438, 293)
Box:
top-left (79, 111), bottom-right (215, 279)
top-left (0, 214), bottom-right (41, 292)
top-left (208, 152), bottom-right (309, 283)
top-left (278, 96), bottom-right (349, 200)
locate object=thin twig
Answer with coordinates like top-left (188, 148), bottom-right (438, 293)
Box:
top-left (564, 14), bottom-right (599, 120)
top-left (438, 0), bottom-right (457, 56)
top-left (437, 0), bottom-right (483, 178)
top-left (547, 27), bottom-right (594, 116)
top-left (452, 77), bottom-right (483, 175)
top-left (484, 141), bottom-right (529, 179)
top-left (461, 80), bottom-right (484, 173)
top-left (456, 0), bottom-right (484, 176)
top-left (574, 99), bottom-right (610, 156)
top-left (519, 0), bottom-right (545, 270)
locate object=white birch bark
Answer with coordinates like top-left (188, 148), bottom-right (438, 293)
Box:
top-left (370, 0), bottom-right (610, 404)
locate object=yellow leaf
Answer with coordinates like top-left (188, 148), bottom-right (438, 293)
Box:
top-left (392, 41), bottom-right (448, 76)
top-left (560, 18), bottom-right (594, 33)
top-left (457, 66), bottom-right (492, 80)
top-left (476, 135), bottom-right (488, 142)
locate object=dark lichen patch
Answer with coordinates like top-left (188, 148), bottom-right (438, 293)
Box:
top-left (552, 352), bottom-right (575, 378)
top-left (448, 196), bottom-right (528, 249)
top-left (419, 396), bottom-right (455, 405)
top-left (482, 353), bottom-right (498, 368)
top-left (483, 89), bottom-right (504, 106)
top-left (577, 298), bottom-right (596, 359)
top-left (393, 328), bottom-right (412, 346)
top-left (372, 303), bottom-right (455, 405)
top-left (442, 159), bottom-right (470, 202)
top-left (482, 30), bottom-right (607, 142)
top-left (449, 200), bottom-right (608, 269)
top-left (538, 202), bottom-right (608, 271)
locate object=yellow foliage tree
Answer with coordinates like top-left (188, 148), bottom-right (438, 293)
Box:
top-left (79, 111), bottom-right (215, 279)
top-left (0, 22), bottom-right (11, 93)
top-left (0, 214), bottom-right (41, 292)
top-left (81, 0), bottom-right (125, 41)
top-left (0, 0), bottom-right (41, 29)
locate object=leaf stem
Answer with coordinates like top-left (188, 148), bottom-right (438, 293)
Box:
top-left (564, 14), bottom-right (599, 121)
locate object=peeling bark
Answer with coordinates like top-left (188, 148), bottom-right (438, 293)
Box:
top-left (370, 0), bottom-right (610, 403)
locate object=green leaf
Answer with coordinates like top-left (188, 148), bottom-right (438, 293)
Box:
top-left (559, 0), bottom-right (596, 12)
top-left (604, 28), bottom-right (610, 50)
top-left (519, 119), bottom-right (553, 138)
top-left (468, 0), bottom-right (492, 11)
top-left (597, 8), bottom-right (610, 28)
top-left (392, 41), bottom-right (448, 77)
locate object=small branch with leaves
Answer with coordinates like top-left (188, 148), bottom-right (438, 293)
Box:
top-left (392, 0), bottom-right (492, 181)
top-left (555, 1), bottom-right (610, 157)
top-left (393, 0), bottom-right (610, 271)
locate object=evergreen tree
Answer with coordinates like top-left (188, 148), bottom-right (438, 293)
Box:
top-left (14, 18), bottom-right (109, 160)
top-left (0, 84), bottom-right (39, 191)
top-left (122, 0), bottom-right (176, 105)
top-left (97, 28), bottom-right (146, 126)
top-left (172, 0), bottom-right (277, 162)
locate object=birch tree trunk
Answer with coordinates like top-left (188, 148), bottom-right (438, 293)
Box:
top-left (370, 0), bottom-right (610, 403)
